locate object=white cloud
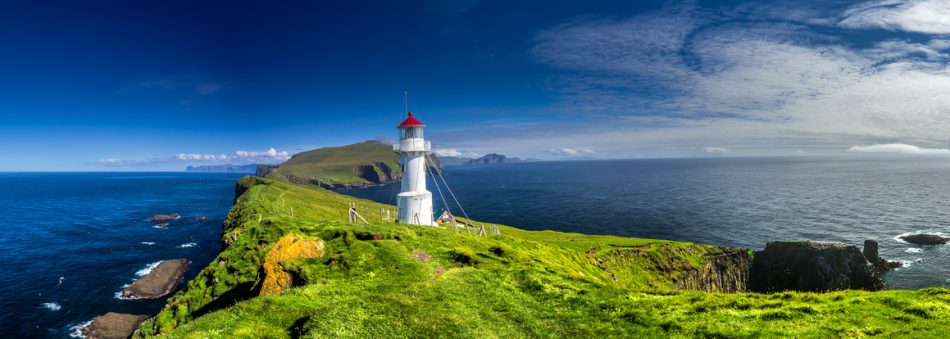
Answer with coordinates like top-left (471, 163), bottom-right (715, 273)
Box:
top-left (234, 148), bottom-right (290, 160)
top-left (175, 153), bottom-right (229, 161)
top-left (433, 149), bottom-right (482, 158)
top-left (518, 5), bottom-right (950, 157)
top-left (96, 158), bottom-right (123, 165)
top-left (700, 147), bottom-right (729, 153)
top-left (549, 147), bottom-right (598, 156)
top-left (848, 143), bottom-right (950, 155)
top-left (95, 147), bottom-right (292, 167)
top-left (840, 0), bottom-right (950, 34)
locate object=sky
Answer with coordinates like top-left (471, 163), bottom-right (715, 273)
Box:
top-left (4, 0), bottom-right (950, 170)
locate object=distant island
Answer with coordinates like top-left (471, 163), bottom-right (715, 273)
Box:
top-left (185, 164), bottom-right (259, 173)
top-left (441, 153), bottom-right (541, 166)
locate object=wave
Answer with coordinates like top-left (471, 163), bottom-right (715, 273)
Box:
top-left (905, 248), bottom-right (923, 254)
top-left (114, 283), bottom-right (140, 300)
top-left (69, 319), bottom-right (92, 338)
top-left (135, 261), bottom-right (162, 277)
top-left (141, 241), bottom-right (155, 246)
top-left (177, 242), bottom-right (197, 248)
top-left (41, 302), bottom-right (61, 311)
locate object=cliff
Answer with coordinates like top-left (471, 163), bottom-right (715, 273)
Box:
top-left (135, 177), bottom-right (950, 337)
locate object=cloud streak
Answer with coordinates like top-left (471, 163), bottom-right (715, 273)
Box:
top-left (848, 143), bottom-right (950, 155)
top-left (96, 148), bottom-right (292, 167)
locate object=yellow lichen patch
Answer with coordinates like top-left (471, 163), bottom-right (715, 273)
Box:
top-left (260, 233), bottom-right (325, 296)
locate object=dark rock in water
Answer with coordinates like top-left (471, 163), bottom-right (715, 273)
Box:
top-left (149, 213), bottom-right (179, 222)
top-left (863, 239), bottom-right (902, 274)
top-left (81, 312), bottom-right (149, 339)
top-left (900, 234), bottom-right (949, 245)
top-left (863, 239), bottom-right (879, 262)
top-left (749, 241), bottom-right (883, 292)
top-left (122, 259), bottom-right (189, 299)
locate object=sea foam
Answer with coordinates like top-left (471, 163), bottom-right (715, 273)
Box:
top-left (177, 242), bottom-right (197, 248)
top-left (135, 261), bottom-right (162, 277)
top-left (42, 302), bottom-right (61, 311)
top-left (905, 248), bottom-right (923, 254)
top-left (69, 320), bottom-right (92, 338)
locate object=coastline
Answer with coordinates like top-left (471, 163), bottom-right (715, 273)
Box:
top-left (132, 176), bottom-right (950, 337)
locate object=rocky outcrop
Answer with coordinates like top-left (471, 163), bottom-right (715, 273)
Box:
top-left (122, 259), bottom-right (189, 299)
top-left (749, 241), bottom-right (882, 292)
top-left (352, 162), bottom-right (401, 184)
top-left (863, 239), bottom-right (902, 274)
top-left (81, 312), bottom-right (149, 339)
top-left (255, 164), bottom-right (277, 177)
top-left (900, 234), bottom-right (949, 245)
top-left (259, 233), bottom-right (325, 296)
top-left (676, 247), bottom-right (753, 292)
top-left (149, 213), bottom-right (179, 222)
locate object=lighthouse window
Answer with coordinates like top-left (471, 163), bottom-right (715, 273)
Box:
top-left (404, 127), bottom-right (422, 139)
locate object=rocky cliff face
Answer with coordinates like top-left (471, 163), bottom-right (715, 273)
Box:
top-left (749, 241), bottom-right (883, 292)
top-left (676, 247), bottom-right (753, 292)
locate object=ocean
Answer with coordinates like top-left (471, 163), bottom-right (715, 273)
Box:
top-left (0, 172), bottom-right (242, 338)
top-left (341, 157), bottom-right (950, 291)
top-left (5, 158), bottom-right (950, 337)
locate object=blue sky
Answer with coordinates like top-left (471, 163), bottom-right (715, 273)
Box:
top-left (4, 0), bottom-right (950, 170)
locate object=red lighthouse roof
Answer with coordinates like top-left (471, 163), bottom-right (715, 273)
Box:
top-left (397, 112), bottom-right (425, 128)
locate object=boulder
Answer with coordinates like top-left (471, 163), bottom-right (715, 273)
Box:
top-left (122, 259), bottom-right (189, 299)
top-left (149, 213), bottom-right (179, 222)
top-left (259, 233), bottom-right (325, 296)
top-left (81, 312), bottom-right (149, 339)
top-left (749, 241), bottom-right (883, 292)
top-left (900, 234), bottom-right (949, 245)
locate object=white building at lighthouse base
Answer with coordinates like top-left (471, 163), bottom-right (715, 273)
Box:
top-left (397, 191), bottom-right (434, 226)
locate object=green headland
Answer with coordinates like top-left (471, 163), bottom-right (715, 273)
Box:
top-left (130, 142), bottom-right (949, 338)
top-left (259, 141), bottom-right (403, 187)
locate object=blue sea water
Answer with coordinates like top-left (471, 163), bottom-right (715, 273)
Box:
top-left (0, 172), bottom-right (242, 338)
top-left (342, 157), bottom-right (950, 291)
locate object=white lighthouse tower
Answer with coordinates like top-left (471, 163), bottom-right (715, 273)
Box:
top-left (395, 112), bottom-right (435, 226)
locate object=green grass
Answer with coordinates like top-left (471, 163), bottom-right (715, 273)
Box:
top-left (266, 141), bottom-right (400, 185)
top-left (138, 176), bottom-right (950, 338)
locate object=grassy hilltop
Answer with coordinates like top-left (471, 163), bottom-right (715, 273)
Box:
top-left (135, 176), bottom-right (950, 338)
top-left (262, 141), bottom-right (402, 186)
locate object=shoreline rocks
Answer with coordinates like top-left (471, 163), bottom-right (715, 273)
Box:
top-left (122, 259), bottom-right (189, 299)
top-left (900, 234), bottom-right (949, 246)
top-left (81, 312), bottom-right (148, 339)
top-left (749, 241), bottom-right (884, 292)
top-left (149, 213), bottom-right (179, 223)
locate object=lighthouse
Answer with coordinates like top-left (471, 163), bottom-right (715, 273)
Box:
top-left (395, 112), bottom-right (435, 226)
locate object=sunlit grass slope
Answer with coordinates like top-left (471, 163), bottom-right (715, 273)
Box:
top-left (264, 141), bottom-right (400, 185)
top-left (140, 177), bottom-right (950, 338)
